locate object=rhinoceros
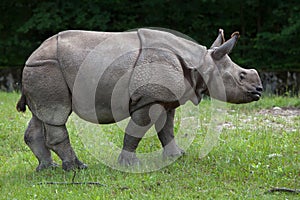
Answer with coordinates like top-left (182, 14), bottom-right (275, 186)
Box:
top-left (17, 28), bottom-right (262, 171)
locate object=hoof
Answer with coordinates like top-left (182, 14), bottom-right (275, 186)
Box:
top-left (163, 145), bottom-right (185, 159)
top-left (118, 150), bottom-right (140, 167)
top-left (62, 159), bottom-right (88, 171)
top-left (36, 162), bottom-right (59, 172)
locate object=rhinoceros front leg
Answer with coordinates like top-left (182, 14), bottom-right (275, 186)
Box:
top-left (44, 124), bottom-right (87, 171)
top-left (24, 115), bottom-right (58, 171)
top-left (118, 104), bottom-right (159, 166)
top-left (155, 109), bottom-right (185, 158)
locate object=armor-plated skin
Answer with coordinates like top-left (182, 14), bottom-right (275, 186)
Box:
top-left (17, 29), bottom-right (263, 171)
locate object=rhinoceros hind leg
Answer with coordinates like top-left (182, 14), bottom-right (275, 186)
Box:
top-left (155, 109), bottom-right (185, 158)
top-left (44, 123), bottom-right (87, 171)
top-left (118, 104), bottom-right (156, 166)
top-left (24, 115), bottom-right (58, 171)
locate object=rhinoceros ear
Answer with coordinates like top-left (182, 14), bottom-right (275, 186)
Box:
top-left (212, 31), bottom-right (240, 60)
top-left (210, 29), bottom-right (225, 48)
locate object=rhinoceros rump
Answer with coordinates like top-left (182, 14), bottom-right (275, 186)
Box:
top-left (17, 28), bottom-right (262, 171)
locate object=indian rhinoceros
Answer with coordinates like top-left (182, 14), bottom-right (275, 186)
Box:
top-left (17, 28), bottom-right (263, 171)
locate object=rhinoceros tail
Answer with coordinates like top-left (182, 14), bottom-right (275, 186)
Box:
top-left (16, 93), bottom-right (27, 112)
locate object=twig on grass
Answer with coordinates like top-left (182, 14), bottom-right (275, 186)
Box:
top-left (72, 169), bottom-right (77, 183)
top-left (37, 169), bottom-right (106, 186)
top-left (268, 187), bottom-right (300, 194)
top-left (37, 181), bottom-right (106, 186)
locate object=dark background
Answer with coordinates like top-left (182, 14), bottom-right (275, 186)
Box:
top-left (1, 0), bottom-right (299, 71)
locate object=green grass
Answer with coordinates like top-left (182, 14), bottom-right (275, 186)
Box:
top-left (0, 92), bottom-right (299, 199)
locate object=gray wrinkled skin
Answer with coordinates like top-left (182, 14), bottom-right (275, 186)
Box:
top-left (17, 28), bottom-right (263, 171)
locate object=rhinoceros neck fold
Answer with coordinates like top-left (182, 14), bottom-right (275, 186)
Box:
top-left (136, 28), bottom-right (207, 106)
top-left (137, 29), bottom-right (206, 69)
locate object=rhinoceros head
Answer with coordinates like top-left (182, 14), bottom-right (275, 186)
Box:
top-left (202, 29), bottom-right (263, 104)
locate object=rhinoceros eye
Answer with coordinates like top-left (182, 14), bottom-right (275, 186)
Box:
top-left (240, 72), bottom-right (247, 81)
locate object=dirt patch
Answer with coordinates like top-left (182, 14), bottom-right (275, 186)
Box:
top-left (222, 107), bottom-right (299, 132)
top-left (257, 107), bottom-right (300, 117)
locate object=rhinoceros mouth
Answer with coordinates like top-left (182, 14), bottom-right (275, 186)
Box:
top-left (250, 91), bottom-right (262, 101)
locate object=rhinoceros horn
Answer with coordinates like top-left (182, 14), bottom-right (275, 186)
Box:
top-left (212, 31), bottom-right (240, 60)
top-left (210, 29), bottom-right (225, 48)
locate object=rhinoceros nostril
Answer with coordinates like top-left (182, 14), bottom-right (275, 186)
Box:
top-left (256, 86), bottom-right (263, 92)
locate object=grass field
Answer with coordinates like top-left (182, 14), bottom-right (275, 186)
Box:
top-left (0, 92), bottom-right (299, 199)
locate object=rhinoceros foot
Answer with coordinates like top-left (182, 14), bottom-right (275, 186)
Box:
top-left (163, 144), bottom-right (185, 159)
top-left (118, 150), bottom-right (140, 167)
top-left (36, 162), bottom-right (59, 172)
top-left (62, 158), bottom-right (88, 171)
